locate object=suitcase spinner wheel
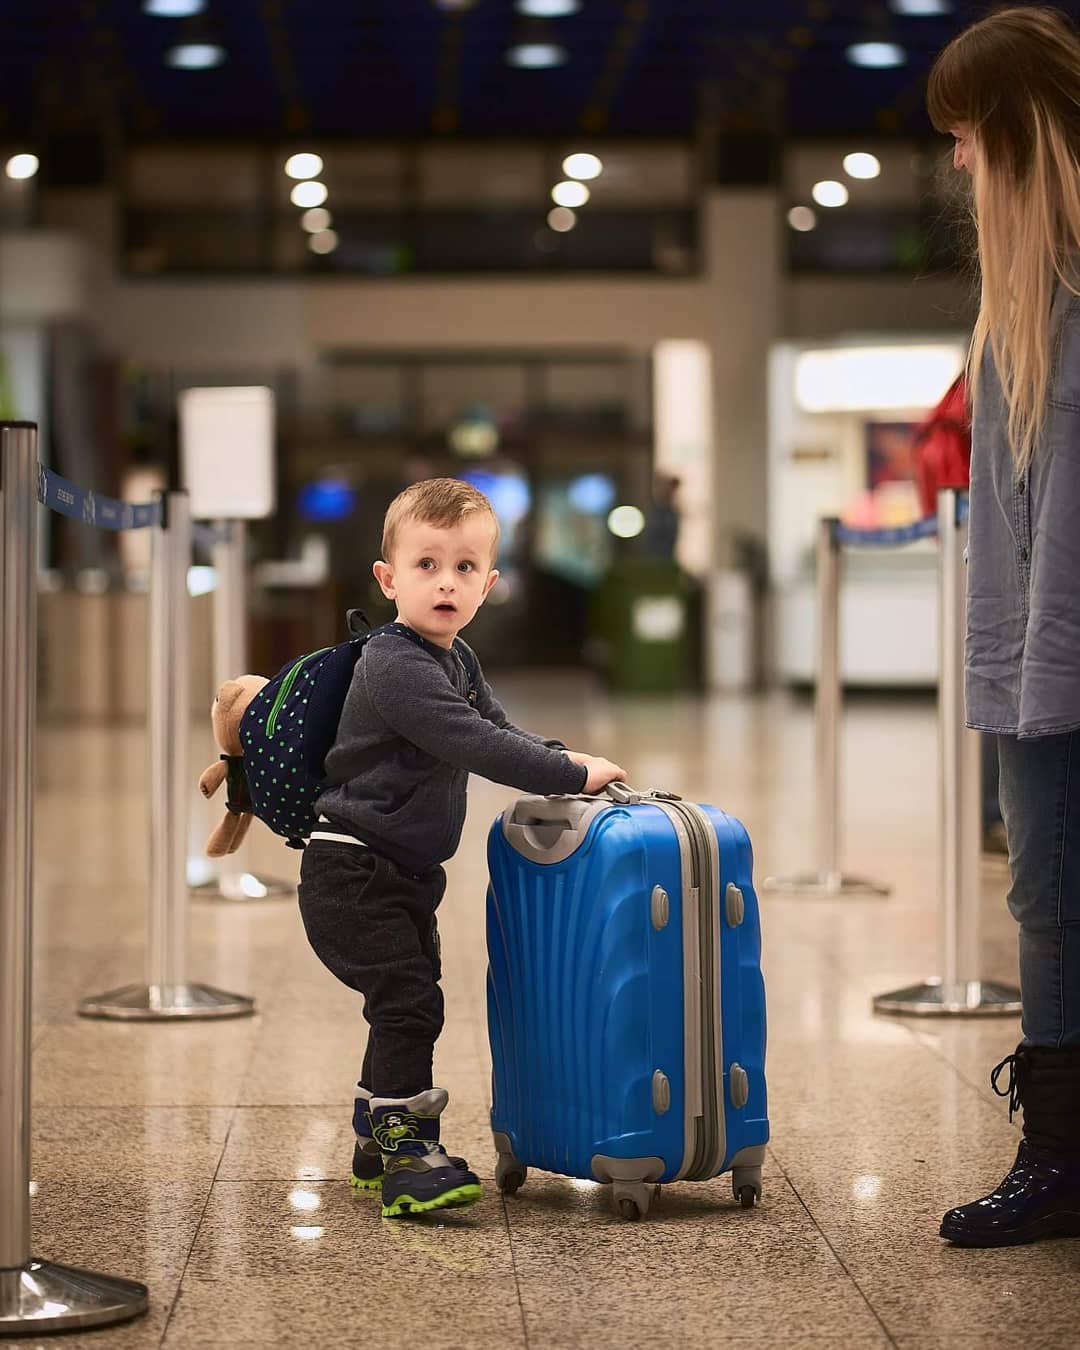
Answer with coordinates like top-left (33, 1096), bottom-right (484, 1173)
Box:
top-left (733, 1165), bottom-right (763, 1208)
top-left (613, 1182), bottom-right (662, 1221)
top-left (495, 1152), bottom-right (528, 1196)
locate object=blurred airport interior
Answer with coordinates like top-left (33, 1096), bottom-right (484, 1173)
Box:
top-left (1, 4), bottom-right (1054, 1348)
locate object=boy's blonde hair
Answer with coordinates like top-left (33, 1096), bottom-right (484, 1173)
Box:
top-left (381, 478), bottom-right (500, 564)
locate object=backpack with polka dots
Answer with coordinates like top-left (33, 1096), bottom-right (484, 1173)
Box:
top-left (238, 611), bottom-right (478, 848)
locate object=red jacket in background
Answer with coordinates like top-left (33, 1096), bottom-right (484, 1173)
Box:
top-left (913, 374), bottom-right (971, 517)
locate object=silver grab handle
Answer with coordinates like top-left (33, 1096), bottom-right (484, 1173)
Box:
top-left (602, 783), bottom-right (682, 804)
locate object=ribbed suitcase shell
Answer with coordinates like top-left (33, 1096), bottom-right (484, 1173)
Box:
top-left (487, 792), bottom-right (768, 1216)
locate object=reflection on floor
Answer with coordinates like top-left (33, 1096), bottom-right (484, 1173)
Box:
top-left (20, 676), bottom-right (1077, 1350)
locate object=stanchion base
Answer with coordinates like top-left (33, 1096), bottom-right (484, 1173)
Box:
top-left (762, 870), bottom-right (891, 897)
top-left (77, 982), bottom-right (255, 1021)
top-left (190, 871), bottom-right (295, 902)
top-left (0, 1258), bottom-right (148, 1336)
top-left (873, 978), bottom-right (1023, 1017)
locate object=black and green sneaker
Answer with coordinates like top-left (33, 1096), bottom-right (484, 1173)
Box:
top-left (370, 1088), bottom-right (482, 1220)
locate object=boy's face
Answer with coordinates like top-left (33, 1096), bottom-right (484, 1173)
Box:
top-left (373, 514), bottom-right (499, 649)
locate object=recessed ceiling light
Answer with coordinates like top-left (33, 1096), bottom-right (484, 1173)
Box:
top-left (301, 207), bottom-right (332, 233)
top-left (552, 180), bottom-right (589, 208)
top-left (846, 42), bottom-right (907, 68)
top-left (5, 153), bottom-right (39, 181)
top-left (143, 0), bottom-right (206, 13)
top-left (547, 206), bottom-right (577, 232)
top-left (889, 0), bottom-right (951, 14)
top-left (562, 152), bottom-right (602, 180)
top-left (812, 180), bottom-right (849, 208)
top-left (308, 230), bottom-right (339, 255)
top-left (285, 153), bottom-right (323, 180)
top-left (291, 180), bottom-right (328, 208)
top-left (165, 42), bottom-right (226, 69)
top-left (843, 152), bottom-right (881, 180)
top-left (787, 206), bottom-right (817, 232)
top-left (516, 0), bottom-right (581, 14)
top-left (506, 43), bottom-right (568, 68)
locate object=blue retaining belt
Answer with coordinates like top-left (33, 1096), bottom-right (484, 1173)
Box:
top-left (36, 464), bottom-right (162, 530)
top-left (833, 495), bottom-right (969, 549)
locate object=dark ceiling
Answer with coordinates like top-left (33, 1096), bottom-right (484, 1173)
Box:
top-left (1, 1), bottom-right (1076, 146)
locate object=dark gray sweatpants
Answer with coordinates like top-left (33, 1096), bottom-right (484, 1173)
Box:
top-left (298, 838), bottom-right (445, 1098)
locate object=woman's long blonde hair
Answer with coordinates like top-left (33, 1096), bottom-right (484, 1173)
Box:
top-left (928, 5), bottom-right (1080, 469)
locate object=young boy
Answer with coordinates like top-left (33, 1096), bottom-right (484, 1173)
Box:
top-left (298, 478), bottom-right (626, 1218)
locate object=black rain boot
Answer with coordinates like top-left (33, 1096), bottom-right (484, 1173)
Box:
top-left (351, 1083), bottom-right (470, 1196)
top-left (940, 1044), bottom-right (1080, 1247)
top-left (370, 1088), bottom-right (482, 1220)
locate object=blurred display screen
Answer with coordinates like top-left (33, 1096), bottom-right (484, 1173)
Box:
top-left (535, 473), bottom-right (618, 586)
top-left (297, 478), bottom-right (357, 522)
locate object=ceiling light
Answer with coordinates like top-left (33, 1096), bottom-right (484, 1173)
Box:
top-left (812, 180), bottom-right (849, 208)
top-left (846, 42), bottom-right (907, 68)
top-left (165, 42), bottom-right (226, 69)
top-left (308, 230), bottom-right (339, 255)
top-left (890, 0), bottom-right (951, 13)
top-left (547, 206), bottom-right (577, 232)
top-left (562, 152), bottom-right (602, 180)
top-left (285, 152), bottom-right (323, 180)
top-left (506, 43), bottom-right (568, 69)
top-left (301, 207), bottom-right (332, 233)
top-left (291, 180), bottom-right (328, 208)
top-left (143, 0), bottom-right (205, 13)
top-left (843, 152), bottom-right (881, 179)
top-left (552, 180), bottom-right (589, 208)
top-left (5, 154), bottom-right (39, 181)
top-left (516, 0), bottom-right (581, 14)
top-left (787, 206), bottom-right (817, 232)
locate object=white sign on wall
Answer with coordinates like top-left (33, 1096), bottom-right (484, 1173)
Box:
top-left (179, 386), bottom-right (276, 520)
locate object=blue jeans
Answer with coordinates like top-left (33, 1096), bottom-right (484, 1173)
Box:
top-left (998, 730), bottom-right (1080, 1047)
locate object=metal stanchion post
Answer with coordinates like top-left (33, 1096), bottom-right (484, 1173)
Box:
top-left (0, 422), bottom-right (149, 1335)
top-left (874, 489), bottom-right (1021, 1016)
top-left (190, 518), bottom-right (291, 902)
top-left (78, 493), bottom-right (255, 1020)
top-left (764, 517), bottom-right (890, 897)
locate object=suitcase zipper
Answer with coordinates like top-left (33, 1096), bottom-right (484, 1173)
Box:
top-left (654, 800), bottom-right (725, 1181)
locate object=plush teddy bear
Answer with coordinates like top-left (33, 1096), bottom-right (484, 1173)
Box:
top-left (198, 674), bottom-right (268, 857)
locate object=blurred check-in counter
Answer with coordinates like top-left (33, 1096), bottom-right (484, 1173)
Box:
top-left (37, 583), bottom-right (214, 721)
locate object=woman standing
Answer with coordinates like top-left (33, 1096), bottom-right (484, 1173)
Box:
top-left (928, 5), bottom-right (1080, 1247)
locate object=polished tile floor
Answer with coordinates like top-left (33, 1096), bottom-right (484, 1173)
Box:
top-left (15, 677), bottom-right (1080, 1349)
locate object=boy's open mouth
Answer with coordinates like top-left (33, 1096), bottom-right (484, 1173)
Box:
top-left (434, 602), bottom-right (457, 613)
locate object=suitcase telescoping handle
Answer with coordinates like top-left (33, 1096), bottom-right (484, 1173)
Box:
top-left (503, 795), bottom-right (609, 863)
top-left (502, 784), bottom-right (681, 863)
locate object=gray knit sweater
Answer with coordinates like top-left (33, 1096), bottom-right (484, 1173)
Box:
top-left (318, 628), bottom-right (588, 872)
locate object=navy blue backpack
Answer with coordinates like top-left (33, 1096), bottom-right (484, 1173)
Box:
top-left (236, 611), bottom-right (477, 848)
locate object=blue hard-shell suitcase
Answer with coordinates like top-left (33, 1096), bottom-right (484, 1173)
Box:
top-left (486, 783), bottom-right (768, 1220)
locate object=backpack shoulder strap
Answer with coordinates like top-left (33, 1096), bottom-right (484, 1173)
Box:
top-left (451, 638), bottom-right (480, 698)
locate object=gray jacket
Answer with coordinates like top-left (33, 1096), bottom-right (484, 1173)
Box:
top-left (318, 628), bottom-right (588, 872)
top-left (967, 284), bottom-right (1080, 737)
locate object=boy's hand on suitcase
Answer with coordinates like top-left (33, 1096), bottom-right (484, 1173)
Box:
top-left (567, 752), bottom-right (627, 794)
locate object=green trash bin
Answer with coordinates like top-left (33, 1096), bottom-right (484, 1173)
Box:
top-left (589, 557), bottom-right (693, 692)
